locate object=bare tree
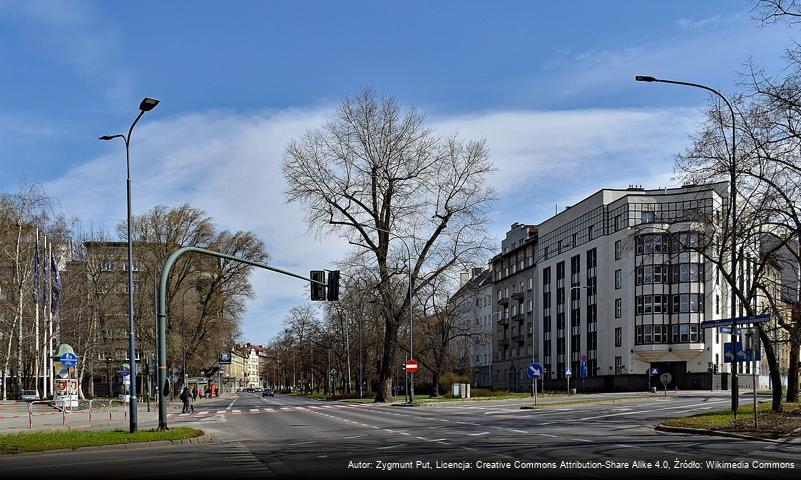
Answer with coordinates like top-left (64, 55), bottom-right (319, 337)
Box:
top-left (283, 89), bottom-right (494, 402)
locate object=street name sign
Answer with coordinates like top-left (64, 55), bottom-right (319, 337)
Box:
top-left (701, 314), bottom-right (769, 329)
top-left (60, 352), bottom-right (77, 367)
top-left (527, 362), bottom-right (543, 380)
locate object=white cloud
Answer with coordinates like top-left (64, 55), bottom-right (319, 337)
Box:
top-left (46, 104), bottom-right (702, 344)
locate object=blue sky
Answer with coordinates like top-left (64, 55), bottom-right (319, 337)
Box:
top-left (0, 1), bottom-right (794, 344)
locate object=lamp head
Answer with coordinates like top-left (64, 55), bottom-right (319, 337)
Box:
top-left (139, 97), bottom-right (160, 112)
top-left (635, 75), bottom-right (657, 82)
top-left (98, 135), bottom-right (115, 141)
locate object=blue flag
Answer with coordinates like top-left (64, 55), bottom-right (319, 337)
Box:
top-left (33, 235), bottom-right (40, 305)
top-left (51, 255), bottom-right (63, 313)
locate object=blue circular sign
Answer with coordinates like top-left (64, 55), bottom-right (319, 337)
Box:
top-left (527, 362), bottom-right (543, 379)
top-left (60, 352), bottom-right (77, 367)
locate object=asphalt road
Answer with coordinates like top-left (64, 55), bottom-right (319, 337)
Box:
top-left (1, 391), bottom-right (799, 479)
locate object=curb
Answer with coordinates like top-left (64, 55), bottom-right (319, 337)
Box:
top-left (654, 424), bottom-right (793, 443)
top-left (8, 433), bottom-right (213, 457)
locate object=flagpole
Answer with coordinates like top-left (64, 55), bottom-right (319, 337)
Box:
top-left (34, 229), bottom-right (40, 398)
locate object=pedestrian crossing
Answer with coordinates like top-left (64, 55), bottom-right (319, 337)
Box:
top-left (168, 403), bottom-right (376, 419)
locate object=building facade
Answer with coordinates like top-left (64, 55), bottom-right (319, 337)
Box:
top-left (491, 223), bottom-right (538, 392)
top-left (451, 268), bottom-right (493, 388)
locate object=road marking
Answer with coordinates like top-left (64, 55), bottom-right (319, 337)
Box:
top-left (250, 409), bottom-right (260, 413)
top-left (570, 438), bottom-right (593, 443)
top-left (344, 435), bottom-right (365, 439)
top-left (226, 398), bottom-right (236, 410)
top-left (289, 441), bottom-right (314, 446)
top-left (231, 409), bottom-right (241, 414)
top-left (376, 444), bottom-right (403, 450)
top-left (614, 444), bottom-right (637, 449)
top-left (469, 432), bottom-right (490, 436)
top-left (540, 433), bottom-right (558, 438)
top-left (512, 429), bottom-right (528, 434)
top-left (577, 399), bottom-right (729, 421)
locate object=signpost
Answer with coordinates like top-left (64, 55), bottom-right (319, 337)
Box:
top-left (527, 362), bottom-right (543, 405)
top-left (659, 372), bottom-right (672, 397)
top-left (700, 314), bottom-right (769, 329)
top-left (404, 359), bottom-right (418, 374)
top-left (219, 350), bottom-right (232, 365)
top-left (60, 352), bottom-right (77, 368)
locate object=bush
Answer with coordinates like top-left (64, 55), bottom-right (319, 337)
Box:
top-left (471, 388), bottom-right (513, 397)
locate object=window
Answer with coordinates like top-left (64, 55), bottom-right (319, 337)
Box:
top-left (615, 240), bottom-right (622, 260)
top-left (615, 356), bottom-right (623, 375)
top-left (528, 278), bottom-right (533, 290)
top-left (588, 225), bottom-right (594, 240)
top-left (615, 299), bottom-right (622, 318)
top-left (615, 269), bottom-right (622, 289)
top-left (615, 327), bottom-right (622, 347)
top-left (653, 325), bottom-right (662, 343)
top-left (680, 324), bottom-right (689, 342)
top-left (644, 325), bottom-right (652, 343)
top-left (636, 326), bottom-right (643, 344)
top-left (641, 211), bottom-right (655, 224)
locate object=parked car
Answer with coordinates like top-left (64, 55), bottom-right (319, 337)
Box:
top-left (20, 390), bottom-right (39, 402)
top-left (262, 388), bottom-right (274, 397)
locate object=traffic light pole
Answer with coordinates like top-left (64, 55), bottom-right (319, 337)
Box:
top-left (156, 246), bottom-right (328, 430)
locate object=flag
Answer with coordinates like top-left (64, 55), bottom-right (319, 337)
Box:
top-left (50, 255), bottom-right (63, 314)
top-left (33, 235), bottom-right (40, 305)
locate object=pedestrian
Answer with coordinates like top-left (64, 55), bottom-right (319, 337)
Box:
top-left (186, 387), bottom-right (194, 413)
top-left (192, 385), bottom-right (198, 402)
top-left (180, 387), bottom-right (191, 414)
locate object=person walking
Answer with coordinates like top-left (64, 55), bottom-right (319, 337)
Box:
top-left (192, 385), bottom-right (198, 402)
top-left (180, 387), bottom-right (191, 414)
top-left (186, 387), bottom-right (194, 413)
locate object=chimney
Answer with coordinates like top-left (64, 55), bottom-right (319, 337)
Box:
top-left (472, 267), bottom-right (483, 278)
top-left (459, 272), bottom-right (470, 288)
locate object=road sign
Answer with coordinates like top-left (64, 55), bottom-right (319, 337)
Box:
top-left (219, 350), bottom-right (232, 365)
top-left (527, 362), bottom-right (543, 379)
top-left (579, 363), bottom-right (588, 378)
top-left (650, 368), bottom-right (658, 375)
top-left (404, 360), bottom-right (418, 373)
top-left (60, 352), bottom-right (77, 367)
top-left (565, 367), bottom-right (572, 377)
top-left (660, 373), bottom-right (672, 385)
top-left (169, 375), bottom-right (178, 383)
top-left (701, 314), bottom-right (769, 329)
top-left (580, 355), bottom-right (587, 362)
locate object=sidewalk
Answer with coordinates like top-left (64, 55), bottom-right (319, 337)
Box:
top-left (0, 396), bottom-right (231, 433)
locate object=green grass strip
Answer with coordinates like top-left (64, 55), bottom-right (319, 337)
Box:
top-left (0, 427), bottom-right (203, 455)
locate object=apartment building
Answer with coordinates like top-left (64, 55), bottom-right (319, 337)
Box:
top-left (535, 183), bottom-right (751, 390)
top-left (491, 223), bottom-right (538, 392)
top-left (451, 268), bottom-right (493, 388)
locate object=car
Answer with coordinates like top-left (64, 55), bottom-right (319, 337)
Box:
top-left (20, 390), bottom-right (39, 402)
top-left (262, 388), bottom-right (274, 397)
top-left (255, 387), bottom-right (262, 392)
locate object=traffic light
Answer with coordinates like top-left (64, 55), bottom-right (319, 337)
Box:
top-left (327, 270), bottom-right (340, 301)
top-left (310, 270), bottom-right (326, 301)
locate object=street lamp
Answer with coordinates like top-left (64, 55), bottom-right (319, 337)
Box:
top-left (99, 97), bottom-right (160, 433)
top-left (568, 285), bottom-right (591, 394)
top-left (635, 75), bottom-right (740, 416)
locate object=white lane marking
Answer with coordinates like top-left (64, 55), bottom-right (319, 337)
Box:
top-left (614, 444), bottom-right (637, 449)
top-left (512, 429), bottom-right (527, 434)
top-left (216, 410), bottom-right (227, 414)
top-left (570, 438), bottom-right (593, 443)
top-left (469, 432), bottom-right (490, 436)
top-left (231, 409), bottom-right (241, 414)
top-left (197, 411), bottom-right (209, 415)
top-left (577, 400), bottom-right (729, 421)
top-left (344, 435), bottom-right (365, 439)
top-left (250, 409), bottom-right (260, 413)
top-left (540, 433), bottom-right (558, 438)
top-left (226, 398), bottom-right (236, 410)
top-left (376, 444), bottom-right (403, 450)
top-left (289, 441), bottom-right (314, 446)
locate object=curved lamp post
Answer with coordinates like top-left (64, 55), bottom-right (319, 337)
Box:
top-left (635, 75), bottom-right (740, 416)
top-left (99, 97), bottom-right (160, 433)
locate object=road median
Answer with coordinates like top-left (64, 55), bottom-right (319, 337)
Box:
top-left (0, 427), bottom-right (207, 455)
top-left (657, 401), bottom-right (801, 442)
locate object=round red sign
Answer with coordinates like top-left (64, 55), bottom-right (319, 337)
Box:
top-left (405, 359), bottom-right (418, 373)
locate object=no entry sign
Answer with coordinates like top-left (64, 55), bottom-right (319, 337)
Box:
top-left (405, 359), bottom-right (418, 373)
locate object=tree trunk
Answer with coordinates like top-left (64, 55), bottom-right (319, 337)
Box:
top-left (375, 318), bottom-right (399, 403)
top-left (759, 328), bottom-right (783, 413)
top-left (787, 338), bottom-right (800, 403)
top-left (430, 370), bottom-right (441, 398)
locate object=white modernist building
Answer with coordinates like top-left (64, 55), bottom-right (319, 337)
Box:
top-left (451, 268), bottom-right (494, 388)
top-left (532, 183), bottom-right (765, 390)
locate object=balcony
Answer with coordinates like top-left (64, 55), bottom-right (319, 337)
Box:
top-left (511, 313), bottom-right (525, 323)
top-left (511, 291), bottom-right (525, 302)
top-left (497, 296), bottom-right (509, 305)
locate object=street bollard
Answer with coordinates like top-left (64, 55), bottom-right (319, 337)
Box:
top-left (28, 403), bottom-right (32, 429)
top-left (88, 400), bottom-right (93, 424)
top-left (108, 400), bottom-right (113, 423)
top-left (62, 402), bottom-right (66, 426)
